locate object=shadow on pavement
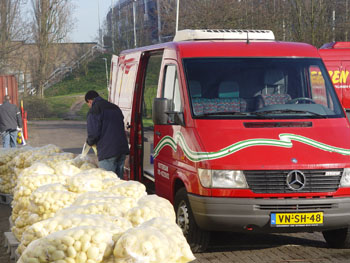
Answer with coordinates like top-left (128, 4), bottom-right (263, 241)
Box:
top-left (206, 231), bottom-right (327, 252)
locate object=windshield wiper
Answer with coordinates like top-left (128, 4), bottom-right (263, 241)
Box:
top-left (195, 111), bottom-right (250, 117)
top-left (251, 109), bottom-right (327, 118)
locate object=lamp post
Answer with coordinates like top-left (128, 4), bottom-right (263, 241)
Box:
top-left (97, 0), bottom-right (102, 45)
top-left (157, 0), bottom-right (161, 43)
top-left (176, 0), bottom-right (179, 32)
top-left (102, 58), bottom-right (109, 90)
top-left (133, 0), bottom-right (137, 48)
top-left (111, 0), bottom-right (115, 52)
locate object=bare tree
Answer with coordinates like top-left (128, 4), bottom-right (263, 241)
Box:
top-left (0, 0), bottom-right (28, 73)
top-left (104, 0), bottom-right (350, 52)
top-left (30, 0), bottom-right (74, 98)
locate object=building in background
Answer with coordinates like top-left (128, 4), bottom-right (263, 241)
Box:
top-left (104, 0), bottom-right (168, 53)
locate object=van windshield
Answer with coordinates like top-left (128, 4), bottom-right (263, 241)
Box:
top-left (183, 58), bottom-right (344, 119)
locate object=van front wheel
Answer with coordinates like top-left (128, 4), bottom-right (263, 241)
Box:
top-left (322, 228), bottom-right (350, 248)
top-left (174, 187), bottom-right (210, 253)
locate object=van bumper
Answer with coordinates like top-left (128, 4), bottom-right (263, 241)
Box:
top-left (188, 194), bottom-right (350, 232)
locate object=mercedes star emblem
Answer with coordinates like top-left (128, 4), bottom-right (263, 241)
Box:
top-left (286, 170), bottom-right (306, 191)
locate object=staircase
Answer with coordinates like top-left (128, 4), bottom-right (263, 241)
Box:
top-left (43, 44), bottom-right (105, 90)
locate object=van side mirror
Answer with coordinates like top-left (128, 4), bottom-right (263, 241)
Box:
top-left (152, 98), bottom-right (185, 126)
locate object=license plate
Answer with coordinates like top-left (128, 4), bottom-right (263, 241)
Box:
top-left (270, 212), bottom-right (323, 227)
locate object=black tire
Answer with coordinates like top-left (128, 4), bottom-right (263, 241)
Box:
top-left (323, 228), bottom-right (350, 248)
top-left (174, 187), bottom-right (210, 253)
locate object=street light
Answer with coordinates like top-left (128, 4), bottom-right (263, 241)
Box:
top-left (176, 0), bottom-right (180, 32)
top-left (97, 0), bottom-right (102, 45)
top-left (111, 0), bottom-right (115, 52)
top-left (133, 0), bottom-right (137, 48)
top-left (102, 58), bottom-right (109, 90)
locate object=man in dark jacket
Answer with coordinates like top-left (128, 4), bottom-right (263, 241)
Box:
top-left (85, 90), bottom-right (129, 178)
top-left (0, 95), bottom-right (22, 148)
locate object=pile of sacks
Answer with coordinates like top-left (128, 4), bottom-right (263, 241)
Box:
top-left (0, 145), bottom-right (75, 194)
top-left (1, 145), bottom-right (195, 263)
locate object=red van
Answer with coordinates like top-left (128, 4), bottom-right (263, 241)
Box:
top-left (319, 42), bottom-right (350, 110)
top-left (109, 29), bottom-right (350, 252)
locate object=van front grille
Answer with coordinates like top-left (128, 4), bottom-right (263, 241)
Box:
top-left (244, 169), bottom-right (342, 194)
top-left (256, 203), bottom-right (337, 211)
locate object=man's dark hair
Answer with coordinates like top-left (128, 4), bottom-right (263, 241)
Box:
top-left (85, 90), bottom-right (99, 102)
top-left (4, 95), bottom-right (10, 102)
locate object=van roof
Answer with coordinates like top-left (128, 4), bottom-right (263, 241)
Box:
top-left (173, 29), bottom-right (275, 42)
top-left (318, 42), bottom-right (350, 59)
top-left (176, 41), bottom-right (319, 58)
top-left (120, 41), bottom-right (320, 59)
top-left (320, 42), bottom-right (350, 49)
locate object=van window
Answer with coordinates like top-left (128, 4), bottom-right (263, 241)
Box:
top-left (163, 64), bottom-right (182, 113)
top-left (119, 63), bottom-right (138, 109)
top-left (113, 63), bottom-right (124, 105)
top-left (310, 66), bottom-right (334, 110)
top-left (183, 58), bottom-right (344, 119)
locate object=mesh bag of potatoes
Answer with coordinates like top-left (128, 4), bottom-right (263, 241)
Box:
top-left (72, 194), bottom-right (137, 217)
top-left (113, 217), bottom-right (195, 263)
top-left (0, 147), bottom-right (28, 194)
top-left (67, 169), bottom-right (117, 194)
top-left (52, 161), bottom-right (83, 176)
top-left (0, 147), bottom-right (23, 165)
top-left (12, 211), bottom-right (48, 241)
top-left (67, 175), bottom-right (104, 193)
top-left (104, 181), bottom-right (147, 200)
top-left (12, 172), bottom-right (68, 222)
top-left (29, 183), bottom-right (78, 216)
top-left (12, 211), bottom-right (32, 239)
top-left (12, 163), bottom-right (56, 205)
top-left (0, 169), bottom-right (13, 194)
top-left (18, 214), bottom-right (132, 255)
top-left (11, 152), bottom-right (75, 189)
top-left (10, 145), bottom-right (62, 170)
top-left (13, 183), bottom-right (78, 240)
top-left (21, 145), bottom-right (64, 168)
top-left (12, 170), bottom-right (70, 239)
top-left (57, 200), bottom-right (129, 219)
top-left (101, 178), bottom-right (125, 190)
top-left (74, 168), bottom-right (117, 180)
top-left (126, 195), bottom-right (176, 227)
top-left (18, 225), bottom-right (122, 263)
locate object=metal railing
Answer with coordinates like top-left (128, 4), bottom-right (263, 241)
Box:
top-left (43, 44), bottom-right (105, 90)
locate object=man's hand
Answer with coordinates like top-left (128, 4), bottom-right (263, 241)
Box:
top-left (86, 138), bottom-right (94, 146)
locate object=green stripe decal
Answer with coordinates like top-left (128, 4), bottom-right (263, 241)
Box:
top-left (153, 132), bottom-right (350, 162)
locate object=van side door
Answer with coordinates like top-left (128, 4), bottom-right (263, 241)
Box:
top-left (153, 62), bottom-right (184, 200)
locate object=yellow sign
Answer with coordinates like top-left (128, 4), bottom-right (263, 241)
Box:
top-left (328, 70), bottom-right (349, 84)
top-left (271, 212), bottom-right (323, 226)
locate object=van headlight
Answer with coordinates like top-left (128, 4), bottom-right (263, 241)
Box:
top-left (340, 168), bottom-right (350, 187)
top-left (198, 169), bottom-right (248, 188)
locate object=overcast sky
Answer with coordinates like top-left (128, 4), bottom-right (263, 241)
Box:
top-left (71, 0), bottom-right (112, 42)
top-left (23, 0), bottom-right (112, 43)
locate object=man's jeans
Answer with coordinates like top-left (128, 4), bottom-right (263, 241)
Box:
top-left (2, 130), bottom-right (17, 148)
top-left (99, 154), bottom-right (127, 179)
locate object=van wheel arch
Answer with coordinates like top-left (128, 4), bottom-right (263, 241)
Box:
top-left (323, 227), bottom-right (350, 248)
top-left (174, 187), bottom-right (210, 252)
